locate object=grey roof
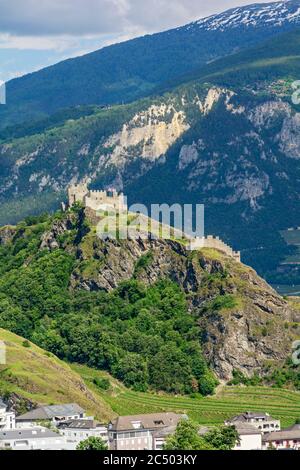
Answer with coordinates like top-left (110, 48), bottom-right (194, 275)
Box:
top-left (57, 420), bottom-right (103, 430)
top-left (283, 423), bottom-right (300, 432)
top-left (0, 428), bottom-right (60, 440)
top-left (234, 422), bottom-right (263, 436)
top-left (109, 413), bottom-right (183, 432)
top-left (16, 403), bottom-right (84, 421)
top-left (152, 425), bottom-right (177, 439)
top-left (263, 429), bottom-right (300, 442)
top-left (230, 411), bottom-right (276, 423)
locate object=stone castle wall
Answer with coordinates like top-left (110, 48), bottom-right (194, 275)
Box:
top-left (67, 183), bottom-right (89, 206)
top-left (67, 185), bottom-right (240, 262)
top-left (67, 184), bottom-right (127, 212)
top-left (187, 236), bottom-right (241, 262)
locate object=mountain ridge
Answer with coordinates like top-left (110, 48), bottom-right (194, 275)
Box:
top-left (2, 0), bottom-right (300, 129)
top-left (1, 27), bottom-right (300, 279)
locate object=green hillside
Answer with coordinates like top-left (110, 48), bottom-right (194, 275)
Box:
top-left (0, 328), bottom-right (114, 420)
top-left (73, 363), bottom-right (300, 428)
top-left (0, 208), bottom-right (299, 396)
top-left (175, 28), bottom-right (300, 88)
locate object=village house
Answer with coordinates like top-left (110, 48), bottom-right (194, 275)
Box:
top-left (263, 424), bottom-right (300, 450)
top-left (0, 399), bottom-right (15, 430)
top-left (227, 411), bottom-right (280, 434)
top-left (232, 422), bottom-right (262, 450)
top-left (0, 428), bottom-right (70, 451)
top-left (16, 403), bottom-right (85, 428)
top-left (108, 412), bottom-right (184, 450)
top-left (57, 419), bottom-right (108, 446)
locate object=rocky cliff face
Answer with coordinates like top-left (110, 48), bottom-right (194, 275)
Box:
top-left (1, 84), bottom-right (298, 209)
top-left (39, 213), bottom-right (297, 381)
top-left (1, 80), bottom-right (300, 279)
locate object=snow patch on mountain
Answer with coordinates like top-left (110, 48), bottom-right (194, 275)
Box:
top-left (189, 1), bottom-right (300, 32)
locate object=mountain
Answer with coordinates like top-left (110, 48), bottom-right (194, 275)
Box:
top-left (0, 328), bottom-right (114, 420)
top-left (0, 208), bottom-right (299, 393)
top-left (2, 1), bottom-right (300, 129)
top-left (1, 27), bottom-right (300, 281)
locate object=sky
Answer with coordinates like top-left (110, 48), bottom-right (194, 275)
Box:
top-left (0, 0), bottom-right (276, 83)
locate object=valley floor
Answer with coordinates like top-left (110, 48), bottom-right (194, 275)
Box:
top-left (73, 364), bottom-right (300, 428)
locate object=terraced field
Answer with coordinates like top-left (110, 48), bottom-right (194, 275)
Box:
top-left (72, 364), bottom-right (300, 427)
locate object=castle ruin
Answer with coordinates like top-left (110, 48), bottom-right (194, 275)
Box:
top-left (66, 184), bottom-right (240, 262)
top-left (187, 236), bottom-right (241, 262)
top-left (67, 183), bottom-right (127, 213)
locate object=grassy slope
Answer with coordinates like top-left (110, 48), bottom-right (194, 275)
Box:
top-left (73, 364), bottom-right (300, 428)
top-left (165, 28), bottom-right (300, 89)
top-left (1, 327), bottom-right (299, 427)
top-left (0, 328), bottom-right (114, 421)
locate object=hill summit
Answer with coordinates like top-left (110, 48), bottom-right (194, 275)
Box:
top-left (0, 207), bottom-right (299, 394)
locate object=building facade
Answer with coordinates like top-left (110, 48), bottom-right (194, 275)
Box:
top-left (0, 428), bottom-right (69, 451)
top-left (227, 412), bottom-right (280, 434)
top-left (233, 423), bottom-right (262, 450)
top-left (57, 419), bottom-right (108, 447)
top-left (0, 399), bottom-right (15, 430)
top-left (108, 413), bottom-right (183, 450)
top-left (16, 403), bottom-right (85, 428)
top-left (263, 425), bottom-right (300, 450)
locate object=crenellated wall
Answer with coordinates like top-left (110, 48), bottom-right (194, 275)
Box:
top-left (67, 184), bottom-right (127, 212)
top-left (67, 185), bottom-right (240, 262)
top-left (187, 236), bottom-right (241, 262)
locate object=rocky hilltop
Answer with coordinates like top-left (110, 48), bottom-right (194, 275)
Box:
top-left (1, 208), bottom-right (297, 385)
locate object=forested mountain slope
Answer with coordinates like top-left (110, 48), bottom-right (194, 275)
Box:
top-left (1, 1), bottom-right (300, 128)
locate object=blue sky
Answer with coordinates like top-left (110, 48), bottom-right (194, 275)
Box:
top-left (0, 0), bottom-right (275, 83)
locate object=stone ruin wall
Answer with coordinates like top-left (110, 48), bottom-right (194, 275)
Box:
top-left (67, 185), bottom-right (240, 262)
top-left (67, 184), bottom-right (127, 212)
top-left (187, 236), bottom-right (241, 262)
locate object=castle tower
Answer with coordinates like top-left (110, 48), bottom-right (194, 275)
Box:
top-left (67, 183), bottom-right (89, 206)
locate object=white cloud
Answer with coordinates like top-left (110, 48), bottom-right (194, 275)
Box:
top-left (0, 0), bottom-right (275, 47)
top-left (0, 0), bottom-right (276, 81)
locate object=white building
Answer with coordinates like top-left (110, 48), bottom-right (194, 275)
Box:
top-left (0, 399), bottom-right (15, 430)
top-left (227, 411), bottom-right (280, 434)
top-left (57, 419), bottom-right (108, 447)
top-left (233, 423), bottom-right (262, 450)
top-left (16, 403), bottom-right (85, 428)
top-left (0, 427), bottom-right (70, 451)
top-left (108, 413), bottom-right (184, 450)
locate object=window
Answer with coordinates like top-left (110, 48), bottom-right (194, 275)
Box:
top-left (131, 421), bottom-right (142, 429)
